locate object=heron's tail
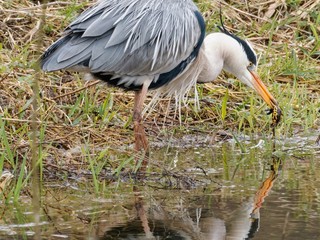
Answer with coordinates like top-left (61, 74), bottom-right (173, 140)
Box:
top-left (40, 33), bottom-right (91, 72)
top-left (40, 35), bottom-right (71, 71)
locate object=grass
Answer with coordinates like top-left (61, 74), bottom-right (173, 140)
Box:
top-left (0, 0), bottom-right (319, 198)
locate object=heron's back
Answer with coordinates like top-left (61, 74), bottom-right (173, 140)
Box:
top-left (41, 0), bottom-right (205, 91)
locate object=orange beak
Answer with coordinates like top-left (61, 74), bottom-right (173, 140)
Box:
top-left (249, 70), bottom-right (278, 109)
top-left (249, 70), bottom-right (282, 126)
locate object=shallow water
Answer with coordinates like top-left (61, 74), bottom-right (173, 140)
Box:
top-left (1, 134), bottom-right (320, 239)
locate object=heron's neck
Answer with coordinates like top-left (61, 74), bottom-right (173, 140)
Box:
top-left (198, 32), bottom-right (237, 83)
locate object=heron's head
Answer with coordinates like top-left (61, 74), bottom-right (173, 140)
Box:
top-left (216, 27), bottom-right (280, 120)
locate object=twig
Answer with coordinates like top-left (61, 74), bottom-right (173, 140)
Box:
top-left (50, 80), bottom-right (100, 100)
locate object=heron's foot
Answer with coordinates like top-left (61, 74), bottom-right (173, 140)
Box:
top-left (134, 120), bottom-right (149, 171)
top-left (134, 121), bottom-right (149, 153)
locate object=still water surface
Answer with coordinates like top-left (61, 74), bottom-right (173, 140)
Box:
top-left (1, 134), bottom-right (320, 239)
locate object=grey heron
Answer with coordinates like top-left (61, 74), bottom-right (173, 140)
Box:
top-left (41, 0), bottom-right (281, 155)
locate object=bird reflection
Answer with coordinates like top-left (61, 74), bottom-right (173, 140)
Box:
top-left (100, 158), bottom-right (282, 239)
top-left (199, 158), bottom-right (282, 239)
top-left (228, 158), bottom-right (282, 240)
top-left (248, 158), bottom-right (282, 238)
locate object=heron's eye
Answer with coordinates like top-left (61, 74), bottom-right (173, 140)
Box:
top-left (247, 62), bottom-right (255, 71)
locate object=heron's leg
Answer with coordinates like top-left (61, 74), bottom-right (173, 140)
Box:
top-left (133, 83), bottom-right (149, 159)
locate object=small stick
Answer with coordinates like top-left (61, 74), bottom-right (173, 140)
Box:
top-left (51, 80), bottom-right (100, 100)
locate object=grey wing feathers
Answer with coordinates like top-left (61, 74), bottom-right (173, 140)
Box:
top-left (41, 0), bottom-right (202, 78)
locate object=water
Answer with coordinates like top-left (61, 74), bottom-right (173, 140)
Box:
top-left (1, 134), bottom-right (320, 239)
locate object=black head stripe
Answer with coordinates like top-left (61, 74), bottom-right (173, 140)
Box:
top-left (218, 27), bottom-right (257, 65)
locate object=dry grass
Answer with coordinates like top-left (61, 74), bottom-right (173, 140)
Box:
top-left (0, 0), bottom-right (319, 179)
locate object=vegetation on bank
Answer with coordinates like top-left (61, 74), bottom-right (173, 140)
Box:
top-left (0, 0), bottom-right (319, 196)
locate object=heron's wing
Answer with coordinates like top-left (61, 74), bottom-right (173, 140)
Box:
top-left (41, 0), bottom-right (203, 78)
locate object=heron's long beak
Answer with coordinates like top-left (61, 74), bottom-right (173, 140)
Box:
top-left (249, 70), bottom-right (282, 126)
top-left (249, 70), bottom-right (278, 109)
